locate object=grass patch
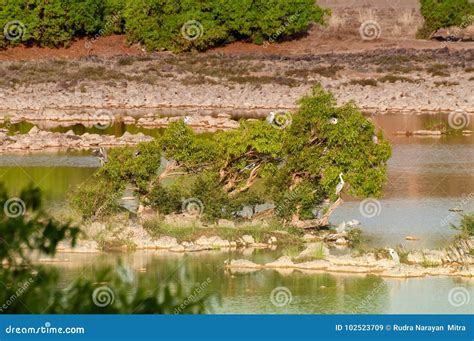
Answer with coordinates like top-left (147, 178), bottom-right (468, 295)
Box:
top-left (426, 63), bottom-right (450, 77)
top-left (346, 79), bottom-right (378, 87)
top-left (420, 259), bottom-right (439, 268)
top-left (227, 75), bottom-right (301, 87)
top-left (347, 228), bottom-right (363, 247)
top-left (377, 74), bottom-right (416, 83)
top-left (434, 80), bottom-right (459, 87)
top-left (142, 217), bottom-right (303, 244)
top-left (285, 65), bottom-right (343, 79)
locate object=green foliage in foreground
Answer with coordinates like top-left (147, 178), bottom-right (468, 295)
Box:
top-left (418, 0), bottom-right (474, 38)
top-left (0, 0), bottom-right (329, 51)
top-left (457, 213), bottom-right (474, 237)
top-left (0, 184), bottom-right (211, 314)
top-left (74, 86), bottom-right (391, 226)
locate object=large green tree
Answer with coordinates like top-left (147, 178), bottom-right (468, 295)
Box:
top-left (79, 86), bottom-right (391, 227)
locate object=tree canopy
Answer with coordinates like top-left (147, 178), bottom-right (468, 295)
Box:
top-left (0, 0), bottom-right (329, 51)
top-left (75, 86), bottom-right (391, 227)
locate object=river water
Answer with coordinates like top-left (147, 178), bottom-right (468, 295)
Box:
top-left (1, 113), bottom-right (473, 314)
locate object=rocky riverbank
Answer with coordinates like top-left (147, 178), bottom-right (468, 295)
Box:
top-left (1, 48), bottom-right (473, 125)
top-left (0, 126), bottom-right (152, 153)
top-left (54, 211), bottom-right (474, 279)
top-left (226, 237), bottom-right (474, 278)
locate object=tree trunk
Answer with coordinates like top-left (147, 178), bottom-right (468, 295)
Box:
top-left (290, 198), bottom-right (344, 229)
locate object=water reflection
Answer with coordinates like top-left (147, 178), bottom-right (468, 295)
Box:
top-left (46, 250), bottom-right (474, 314)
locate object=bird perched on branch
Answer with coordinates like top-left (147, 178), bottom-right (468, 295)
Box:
top-left (335, 173), bottom-right (345, 196)
top-left (92, 147), bottom-right (108, 166)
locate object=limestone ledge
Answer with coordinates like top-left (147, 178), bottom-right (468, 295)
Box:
top-left (226, 252), bottom-right (474, 278)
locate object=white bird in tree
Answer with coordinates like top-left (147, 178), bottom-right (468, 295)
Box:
top-left (329, 117), bottom-right (338, 125)
top-left (388, 248), bottom-right (400, 265)
top-left (335, 173), bottom-right (345, 196)
top-left (266, 111), bottom-right (276, 124)
top-left (92, 147), bottom-right (108, 166)
top-left (183, 116), bottom-right (192, 125)
top-left (372, 135), bottom-right (379, 144)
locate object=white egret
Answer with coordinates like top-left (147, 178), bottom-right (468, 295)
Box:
top-left (93, 147), bottom-right (108, 166)
top-left (183, 116), bottom-right (191, 124)
top-left (266, 111), bottom-right (276, 124)
top-left (329, 117), bottom-right (338, 125)
top-left (335, 173), bottom-right (345, 196)
top-left (388, 248), bottom-right (400, 265)
top-left (346, 219), bottom-right (360, 227)
top-left (372, 135), bottom-right (379, 144)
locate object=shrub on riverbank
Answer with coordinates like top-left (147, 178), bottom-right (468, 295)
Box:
top-left (0, 0), bottom-right (329, 51)
top-left (72, 86), bottom-right (391, 229)
top-left (458, 213), bottom-right (474, 237)
top-left (417, 0), bottom-right (474, 38)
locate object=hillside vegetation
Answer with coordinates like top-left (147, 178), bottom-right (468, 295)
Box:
top-left (0, 0), bottom-right (329, 51)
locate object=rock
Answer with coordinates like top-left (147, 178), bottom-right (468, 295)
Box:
top-left (241, 235), bottom-right (255, 245)
top-left (265, 256), bottom-right (294, 268)
top-left (412, 130), bottom-right (442, 136)
top-left (422, 250), bottom-right (445, 265)
top-left (28, 126), bottom-right (40, 135)
top-left (335, 238), bottom-right (348, 245)
top-left (169, 245), bottom-right (185, 252)
top-left (181, 241), bottom-right (194, 248)
top-left (226, 259), bottom-right (261, 269)
top-left (207, 236), bottom-right (230, 248)
top-left (297, 242), bottom-right (330, 259)
top-left (155, 236), bottom-right (179, 249)
top-left (303, 233), bottom-right (317, 241)
top-left (217, 219), bottom-right (235, 228)
top-left (407, 251), bottom-right (424, 264)
top-left (267, 236), bottom-right (277, 244)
